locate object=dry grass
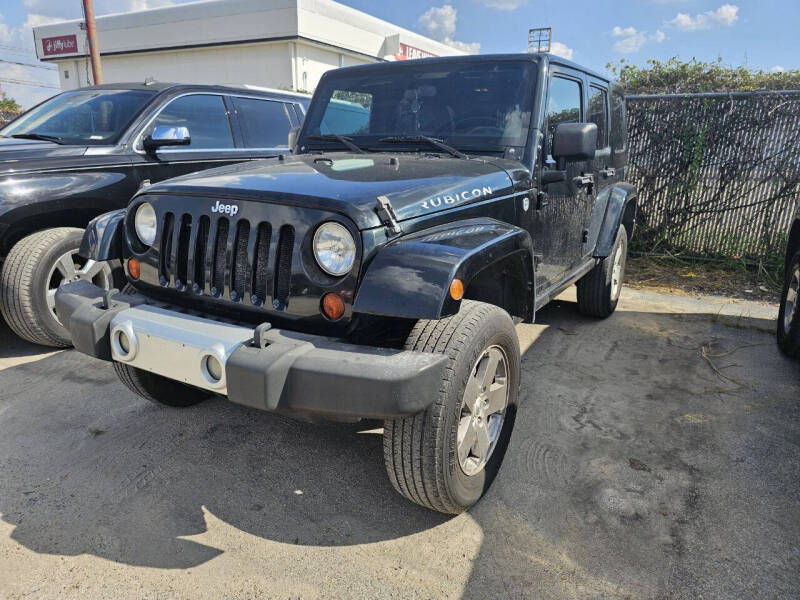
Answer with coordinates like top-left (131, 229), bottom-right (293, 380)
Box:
top-left (626, 255), bottom-right (782, 302)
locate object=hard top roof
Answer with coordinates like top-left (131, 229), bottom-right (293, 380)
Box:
top-left (323, 53), bottom-right (612, 85)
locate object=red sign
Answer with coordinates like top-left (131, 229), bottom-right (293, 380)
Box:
top-left (41, 34), bottom-right (78, 57)
top-left (395, 43), bottom-right (437, 61)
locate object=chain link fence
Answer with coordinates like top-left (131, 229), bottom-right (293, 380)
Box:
top-left (626, 91), bottom-right (800, 265)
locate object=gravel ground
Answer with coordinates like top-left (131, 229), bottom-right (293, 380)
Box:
top-left (0, 288), bottom-right (797, 600)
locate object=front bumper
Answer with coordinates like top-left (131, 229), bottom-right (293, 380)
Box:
top-left (55, 281), bottom-right (448, 420)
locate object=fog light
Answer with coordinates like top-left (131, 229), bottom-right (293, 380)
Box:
top-left (128, 258), bottom-right (140, 280)
top-left (204, 354), bottom-right (223, 383)
top-left (118, 330), bottom-right (131, 354)
top-left (321, 293), bottom-right (345, 320)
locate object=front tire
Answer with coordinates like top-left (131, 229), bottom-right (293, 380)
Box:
top-left (777, 250), bottom-right (800, 358)
top-left (383, 300), bottom-right (520, 514)
top-left (577, 225), bottom-right (628, 318)
top-left (0, 228), bottom-right (115, 347)
top-left (114, 362), bottom-right (211, 407)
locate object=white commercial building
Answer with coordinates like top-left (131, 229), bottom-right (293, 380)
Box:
top-left (32, 0), bottom-right (467, 94)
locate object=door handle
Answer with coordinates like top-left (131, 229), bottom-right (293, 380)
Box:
top-left (600, 168), bottom-right (616, 178)
top-left (572, 174), bottom-right (594, 187)
top-left (572, 174), bottom-right (594, 196)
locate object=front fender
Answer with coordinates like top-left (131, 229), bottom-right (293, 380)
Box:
top-left (353, 218), bottom-right (534, 320)
top-left (594, 182), bottom-right (637, 258)
top-left (79, 209), bottom-right (126, 261)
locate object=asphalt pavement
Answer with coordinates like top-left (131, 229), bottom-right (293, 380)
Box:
top-left (0, 288), bottom-right (797, 599)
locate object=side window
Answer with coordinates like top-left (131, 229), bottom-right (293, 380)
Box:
top-left (149, 94), bottom-right (234, 149)
top-left (233, 97), bottom-right (292, 148)
top-left (610, 87), bottom-right (627, 152)
top-left (588, 85), bottom-right (609, 149)
top-left (546, 76), bottom-right (582, 153)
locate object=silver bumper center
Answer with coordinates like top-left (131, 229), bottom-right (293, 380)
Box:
top-left (110, 305), bottom-right (254, 394)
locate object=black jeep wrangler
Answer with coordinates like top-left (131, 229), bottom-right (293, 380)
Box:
top-left (57, 54), bottom-right (636, 513)
top-left (0, 82), bottom-right (309, 347)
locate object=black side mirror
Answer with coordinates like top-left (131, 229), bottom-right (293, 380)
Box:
top-left (143, 125), bottom-right (191, 152)
top-left (552, 123), bottom-right (597, 163)
top-left (288, 126), bottom-right (300, 152)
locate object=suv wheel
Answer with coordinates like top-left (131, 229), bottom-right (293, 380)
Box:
top-left (0, 228), bottom-right (116, 347)
top-left (383, 300), bottom-right (520, 514)
top-left (114, 362), bottom-right (212, 407)
top-left (576, 225), bottom-right (628, 318)
top-left (778, 250), bottom-right (800, 358)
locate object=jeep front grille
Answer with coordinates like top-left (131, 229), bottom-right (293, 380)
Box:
top-left (158, 211), bottom-right (295, 309)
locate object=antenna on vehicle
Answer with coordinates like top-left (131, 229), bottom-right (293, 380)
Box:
top-left (528, 27), bottom-right (552, 53)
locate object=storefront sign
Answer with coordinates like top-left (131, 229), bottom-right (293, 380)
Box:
top-left (42, 34), bottom-right (79, 57)
top-left (396, 43), bottom-right (437, 61)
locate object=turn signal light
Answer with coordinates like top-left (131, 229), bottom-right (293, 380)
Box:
top-left (449, 278), bottom-right (464, 301)
top-left (128, 258), bottom-right (140, 280)
top-left (321, 293), bottom-right (345, 321)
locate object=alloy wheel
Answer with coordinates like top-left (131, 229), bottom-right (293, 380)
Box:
top-left (457, 345), bottom-right (510, 477)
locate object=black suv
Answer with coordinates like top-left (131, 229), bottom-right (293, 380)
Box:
top-left (0, 82), bottom-right (309, 347)
top-left (778, 207), bottom-right (800, 357)
top-left (58, 54), bottom-right (636, 513)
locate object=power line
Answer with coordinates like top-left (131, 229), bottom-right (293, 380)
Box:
top-left (0, 58), bottom-right (58, 71)
top-left (0, 44), bottom-right (33, 54)
top-left (0, 77), bottom-right (60, 90)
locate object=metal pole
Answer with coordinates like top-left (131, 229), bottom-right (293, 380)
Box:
top-left (82, 0), bottom-right (103, 84)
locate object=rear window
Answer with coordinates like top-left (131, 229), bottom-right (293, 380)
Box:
top-left (233, 97), bottom-right (292, 148)
top-left (610, 87), bottom-right (627, 152)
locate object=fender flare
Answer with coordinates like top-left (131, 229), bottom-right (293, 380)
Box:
top-left (79, 209), bottom-right (126, 261)
top-left (353, 218), bottom-right (534, 321)
top-left (594, 182), bottom-right (638, 258)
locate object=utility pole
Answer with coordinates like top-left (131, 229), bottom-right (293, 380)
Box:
top-left (82, 0), bottom-right (103, 84)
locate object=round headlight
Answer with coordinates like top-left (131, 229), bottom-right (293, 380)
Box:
top-left (313, 222), bottom-right (355, 276)
top-left (134, 202), bottom-right (157, 247)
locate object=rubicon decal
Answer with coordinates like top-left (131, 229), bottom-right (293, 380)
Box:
top-left (420, 186), bottom-right (493, 210)
top-left (211, 200), bottom-right (239, 216)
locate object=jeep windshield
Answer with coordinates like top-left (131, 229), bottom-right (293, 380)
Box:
top-left (300, 59), bottom-right (536, 156)
top-left (0, 89), bottom-right (156, 146)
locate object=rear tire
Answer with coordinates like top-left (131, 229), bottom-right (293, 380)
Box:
top-left (577, 225), bottom-right (628, 318)
top-left (777, 250), bottom-right (800, 358)
top-left (0, 228), bottom-right (116, 347)
top-left (383, 300), bottom-right (520, 514)
top-left (114, 362), bottom-right (211, 407)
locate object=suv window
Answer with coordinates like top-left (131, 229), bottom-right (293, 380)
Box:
top-left (320, 93), bottom-right (372, 135)
top-left (610, 87), bottom-right (627, 152)
top-left (588, 85), bottom-right (609, 149)
top-left (0, 89), bottom-right (155, 145)
top-left (546, 75), bottom-right (582, 154)
top-left (148, 94), bottom-right (234, 149)
top-left (233, 97), bottom-right (292, 148)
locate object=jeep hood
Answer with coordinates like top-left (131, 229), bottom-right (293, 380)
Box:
top-left (142, 153), bottom-right (524, 230)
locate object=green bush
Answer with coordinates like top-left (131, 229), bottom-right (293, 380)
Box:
top-left (607, 57), bottom-right (800, 95)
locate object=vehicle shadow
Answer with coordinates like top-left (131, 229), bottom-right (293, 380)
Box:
top-left (0, 343), bottom-right (448, 569)
top-left (459, 299), bottom-right (800, 599)
top-left (0, 319), bottom-right (55, 360)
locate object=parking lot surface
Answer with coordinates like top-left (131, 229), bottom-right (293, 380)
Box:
top-left (0, 288), bottom-right (797, 599)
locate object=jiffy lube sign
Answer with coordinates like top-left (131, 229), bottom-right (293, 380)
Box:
top-left (42, 35), bottom-right (79, 57)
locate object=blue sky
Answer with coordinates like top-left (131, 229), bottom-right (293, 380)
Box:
top-left (1, 0), bottom-right (798, 108)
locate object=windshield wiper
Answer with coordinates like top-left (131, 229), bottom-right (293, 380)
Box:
top-left (306, 134), bottom-right (366, 154)
top-left (11, 133), bottom-right (65, 144)
top-left (379, 136), bottom-right (468, 159)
